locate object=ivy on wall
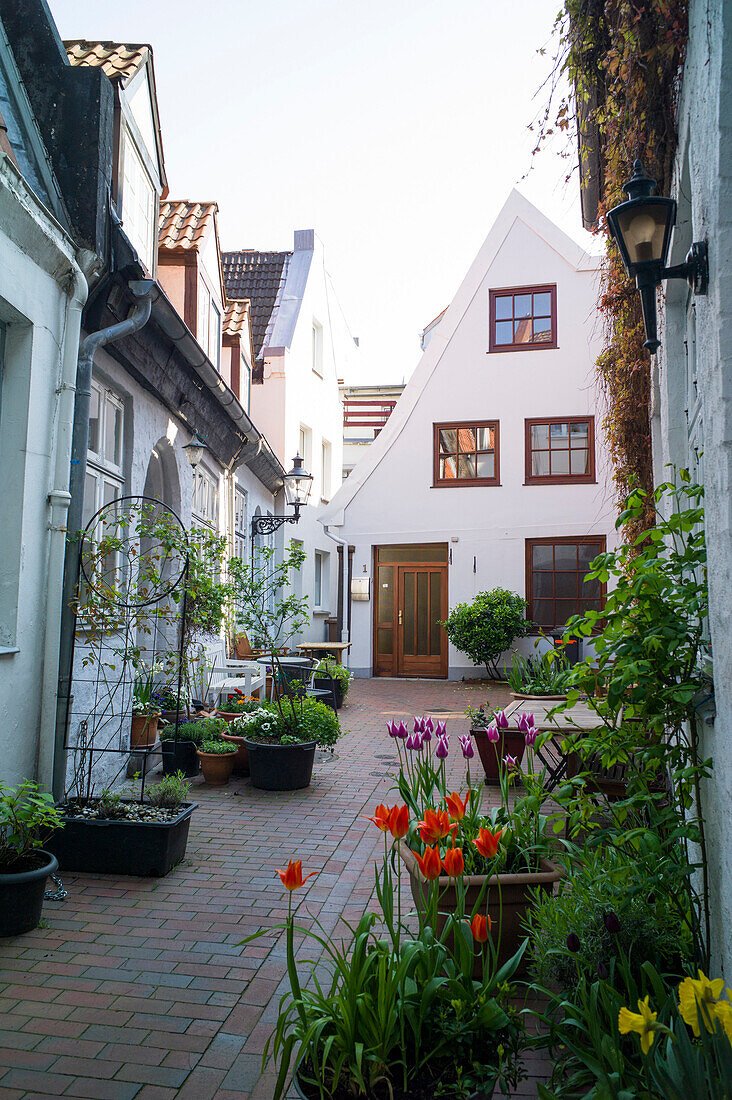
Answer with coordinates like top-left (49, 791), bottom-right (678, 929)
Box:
top-left (538, 0), bottom-right (689, 536)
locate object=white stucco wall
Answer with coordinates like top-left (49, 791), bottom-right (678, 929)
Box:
top-left (0, 155), bottom-right (83, 785)
top-left (654, 0), bottom-right (732, 978)
top-left (322, 192), bottom-right (617, 678)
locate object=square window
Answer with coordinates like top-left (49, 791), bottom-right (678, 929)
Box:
top-left (525, 418), bottom-right (594, 483)
top-left (490, 285), bottom-right (556, 352)
top-left (527, 538), bottom-right (606, 629)
top-left (434, 421), bottom-right (499, 486)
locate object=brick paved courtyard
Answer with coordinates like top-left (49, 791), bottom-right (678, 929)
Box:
top-left (0, 679), bottom-right (551, 1099)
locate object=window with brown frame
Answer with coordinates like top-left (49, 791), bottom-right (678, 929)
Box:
top-left (433, 421), bottom-right (499, 487)
top-left (525, 417), bottom-right (595, 484)
top-left (526, 536), bottom-right (606, 629)
top-left (489, 284), bottom-right (557, 352)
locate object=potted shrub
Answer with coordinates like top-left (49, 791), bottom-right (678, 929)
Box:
top-left (130, 670), bottom-right (162, 748)
top-left (507, 645), bottom-right (572, 700)
top-left (49, 774), bottom-right (196, 877)
top-left (391, 714), bottom-right (563, 972)
top-left (443, 588), bottom-right (531, 680)
top-left (197, 739), bottom-right (237, 786)
top-left (0, 780), bottom-right (63, 937)
top-left (216, 690), bottom-right (260, 724)
top-left (468, 708), bottom-right (527, 784)
top-left (237, 698), bottom-right (342, 791)
top-left (151, 685), bottom-right (189, 726)
top-left (312, 658), bottom-right (351, 709)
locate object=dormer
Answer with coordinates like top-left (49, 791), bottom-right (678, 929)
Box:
top-left (65, 41), bottom-right (167, 275)
top-left (158, 200), bottom-right (227, 375)
top-left (223, 300), bottom-right (254, 411)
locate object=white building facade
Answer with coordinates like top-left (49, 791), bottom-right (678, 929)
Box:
top-left (320, 192), bottom-right (618, 679)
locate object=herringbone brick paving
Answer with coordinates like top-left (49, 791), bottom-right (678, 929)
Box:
top-left (0, 679), bottom-right (551, 1098)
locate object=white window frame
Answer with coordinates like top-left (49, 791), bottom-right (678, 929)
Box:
top-left (210, 302), bottom-right (221, 372)
top-left (298, 424), bottom-right (312, 471)
top-left (192, 466), bottom-right (219, 530)
top-left (314, 549), bottom-right (329, 611)
top-left (198, 278), bottom-right (211, 354)
top-left (120, 125), bottom-right (156, 274)
top-left (234, 486), bottom-right (248, 561)
top-left (321, 438), bottom-right (332, 502)
top-left (241, 355), bottom-right (251, 413)
top-left (312, 320), bottom-right (323, 377)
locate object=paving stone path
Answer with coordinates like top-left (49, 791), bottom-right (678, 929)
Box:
top-left (0, 678), bottom-right (551, 1098)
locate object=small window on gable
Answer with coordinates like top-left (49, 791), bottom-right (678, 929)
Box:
top-left (525, 417), bottom-right (595, 483)
top-left (489, 285), bottom-right (557, 352)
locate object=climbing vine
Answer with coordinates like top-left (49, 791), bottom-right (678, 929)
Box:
top-left (536, 0), bottom-right (689, 536)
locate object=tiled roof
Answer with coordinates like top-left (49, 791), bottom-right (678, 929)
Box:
top-left (222, 250), bottom-right (290, 359)
top-left (64, 41), bottom-right (149, 84)
top-left (159, 200), bottom-right (217, 251)
top-left (224, 299), bottom-right (251, 340)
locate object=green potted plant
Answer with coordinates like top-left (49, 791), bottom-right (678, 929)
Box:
top-left (312, 657), bottom-right (351, 709)
top-left (217, 699), bottom-right (263, 774)
top-left (443, 588), bottom-right (531, 680)
top-left (159, 719), bottom-right (223, 777)
top-left (0, 781), bottom-right (63, 937)
top-left (507, 644), bottom-right (572, 700)
top-left (197, 739), bottom-right (237, 786)
top-left (130, 667), bottom-right (162, 748)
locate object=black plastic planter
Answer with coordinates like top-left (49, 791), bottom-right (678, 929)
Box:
top-left (245, 739), bottom-right (316, 791)
top-left (312, 676), bottom-right (343, 710)
top-left (0, 850), bottom-right (59, 937)
top-left (48, 802), bottom-right (197, 877)
top-left (161, 740), bottom-right (199, 777)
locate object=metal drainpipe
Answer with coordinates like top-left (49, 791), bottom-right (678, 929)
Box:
top-left (52, 279), bottom-right (156, 799)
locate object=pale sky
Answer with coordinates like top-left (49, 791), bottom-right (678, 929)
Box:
top-left (50, 0), bottom-right (596, 385)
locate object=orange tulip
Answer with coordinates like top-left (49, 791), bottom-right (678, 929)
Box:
top-left (411, 845), bottom-right (443, 880)
top-left (468, 913), bottom-right (492, 942)
top-left (417, 808), bottom-right (457, 844)
top-left (363, 804), bottom-right (391, 831)
top-left (442, 844), bottom-right (465, 877)
top-left (388, 804), bottom-right (409, 839)
top-left (474, 827), bottom-right (503, 860)
top-left (445, 791), bottom-right (471, 822)
top-left (276, 860), bottom-right (319, 891)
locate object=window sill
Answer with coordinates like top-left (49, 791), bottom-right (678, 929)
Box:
top-left (486, 344), bottom-right (558, 354)
top-left (432, 481), bottom-right (501, 489)
top-left (0, 646), bottom-right (19, 657)
top-left (313, 609), bottom-right (330, 617)
top-left (523, 478), bottom-right (597, 486)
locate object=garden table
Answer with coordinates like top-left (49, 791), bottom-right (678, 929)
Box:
top-left (504, 697), bottom-right (602, 793)
top-left (295, 641), bottom-right (352, 664)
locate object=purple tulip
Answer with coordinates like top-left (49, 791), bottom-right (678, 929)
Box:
top-left (486, 724), bottom-right (500, 744)
top-left (405, 732), bottom-right (416, 750)
top-left (525, 727), bottom-right (538, 748)
top-left (504, 753), bottom-right (518, 770)
top-left (435, 720), bottom-right (447, 738)
top-left (421, 726), bottom-right (432, 743)
top-left (566, 933), bottom-right (581, 953)
top-left (397, 721), bottom-right (408, 739)
top-left (387, 720), bottom-right (399, 738)
top-left (517, 713), bottom-right (530, 733)
top-left (413, 716), bottom-right (425, 734)
top-left (435, 737), bottom-right (449, 760)
top-left (425, 716), bottom-right (434, 734)
top-left (603, 911), bottom-right (621, 934)
top-left (459, 734), bottom-right (474, 760)
top-left (495, 710), bottom-right (509, 729)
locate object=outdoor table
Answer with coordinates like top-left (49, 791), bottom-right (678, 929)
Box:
top-left (295, 641), bottom-right (352, 664)
top-left (504, 697), bottom-right (601, 793)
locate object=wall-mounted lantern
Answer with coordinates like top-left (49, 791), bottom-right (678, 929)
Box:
top-left (252, 455), bottom-right (313, 536)
top-left (182, 432), bottom-right (209, 471)
top-left (606, 159), bottom-right (708, 353)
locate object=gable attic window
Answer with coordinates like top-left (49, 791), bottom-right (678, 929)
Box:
top-left (525, 417), bottom-right (595, 484)
top-left (489, 285), bottom-right (557, 352)
top-left (433, 421), bottom-right (499, 487)
top-left (120, 126), bottom-right (156, 274)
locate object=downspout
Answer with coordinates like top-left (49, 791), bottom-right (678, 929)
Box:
top-left (323, 526), bottom-right (351, 657)
top-left (52, 279), bottom-right (156, 799)
top-left (36, 258), bottom-right (89, 790)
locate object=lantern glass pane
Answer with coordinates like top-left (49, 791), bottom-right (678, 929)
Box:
top-left (616, 203), bottom-right (671, 265)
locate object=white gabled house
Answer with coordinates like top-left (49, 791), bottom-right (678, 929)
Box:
top-left (320, 190), bottom-right (618, 679)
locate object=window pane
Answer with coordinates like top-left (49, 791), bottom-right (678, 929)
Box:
top-left (457, 454), bottom-right (476, 479)
top-left (532, 317), bottom-right (553, 342)
top-left (439, 429), bottom-right (457, 453)
top-left (440, 456), bottom-right (457, 480)
top-left (476, 426), bottom-right (494, 450)
top-left (494, 320), bottom-right (514, 345)
top-left (531, 423), bottom-right (549, 448)
top-left (403, 572), bottom-right (415, 653)
top-left (494, 295), bottom-right (513, 320)
top-left (104, 401), bottom-right (123, 466)
top-left (570, 448), bottom-right (589, 475)
top-left (377, 566), bottom-right (393, 624)
top-left (416, 572), bottom-right (429, 654)
top-left (83, 472), bottom-right (98, 529)
top-left (555, 600), bottom-right (579, 626)
top-left (378, 546), bottom-right (448, 563)
top-left (532, 571), bottom-right (554, 598)
top-left (457, 426), bottom-right (477, 452)
top-left (549, 422), bottom-right (569, 442)
top-left (377, 627), bottom-right (393, 655)
top-left (555, 571), bottom-right (578, 598)
top-left (514, 294), bottom-right (532, 318)
top-left (554, 543), bottom-right (579, 570)
top-left (476, 452), bottom-right (494, 478)
top-left (551, 450), bottom-right (570, 475)
top-left (531, 545), bottom-right (554, 570)
top-left (582, 574), bottom-right (601, 597)
top-left (430, 572), bottom-right (442, 653)
top-left (314, 554), bottom-right (322, 606)
top-left (514, 318), bottom-right (533, 343)
top-left (570, 421), bottom-right (589, 440)
top-left (533, 292), bottom-right (552, 315)
top-left (89, 387), bottom-right (100, 454)
top-left (578, 542), bottom-right (601, 567)
top-left (532, 451), bottom-right (550, 476)
top-left (532, 599), bottom-right (554, 626)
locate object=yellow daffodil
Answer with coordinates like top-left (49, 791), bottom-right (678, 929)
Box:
top-left (712, 999), bottom-right (732, 1044)
top-left (618, 996), bottom-right (658, 1054)
top-left (678, 971), bottom-right (727, 1036)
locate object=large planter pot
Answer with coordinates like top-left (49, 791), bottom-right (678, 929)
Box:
top-left (130, 712), bottom-right (160, 748)
top-left (0, 850), bottom-right (59, 937)
top-left (245, 738), bottom-right (316, 791)
top-left (472, 726), bottom-right (526, 784)
top-left (219, 731), bottom-right (250, 775)
top-left (47, 803), bottom-right (196, 877)
top-left (292, 1058), bottom-right (494, 1099)
top-left (399, 841), bottom-right (562, 974)
top-left (160, 709), bottom-right (187, 726)
top-left (312, 676), bottom-right (344, 709)
top-left (161, 739), bottom-right (199, 778)
top-left (216, 709), bottom-right (244, 725)
top-left (197, 750), bottom-right (236, 786)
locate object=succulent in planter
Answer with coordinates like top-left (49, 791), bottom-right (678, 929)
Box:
top-left (0, 780), bottom-right (64, 937)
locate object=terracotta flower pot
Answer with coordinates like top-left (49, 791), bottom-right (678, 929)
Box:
top-left (399, 841), bottom-right (563, 973)
top-left (196, 750), bottom-right (235, 786)
top-left (219, 731), bottom-right (250, 776)
top-left (215, 709), bottom-right (244, 725)
top-left (472, 726), bottom-right (526, 784)
top-left (130, 713), bottom-right (160, 748)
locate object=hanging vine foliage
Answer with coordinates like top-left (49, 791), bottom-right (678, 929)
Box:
top-left (537, 0), bottom-right (689, 536)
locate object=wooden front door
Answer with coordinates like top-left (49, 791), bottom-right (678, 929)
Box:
top-left (373, 545), bottom-right (448, 678)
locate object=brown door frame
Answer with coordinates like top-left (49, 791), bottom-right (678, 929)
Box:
top-left (372, 544), bottom-right (449, 678)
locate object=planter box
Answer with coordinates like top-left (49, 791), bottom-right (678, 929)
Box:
top-left (245, 739), bottom-right (316, 791)
top-left (471, 726), bottom-right (526, 784)
top-left (399, 841), bottom-right (562, 973)
top-left (48, 802), bottom-right (197, 877)
top-left (0, 850), bottom-right (59, 937)
top-left (292, 1059), bottom-right (494, 1099)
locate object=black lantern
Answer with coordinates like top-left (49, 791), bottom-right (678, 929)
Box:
top-left (182, 432), bottom-right (208, 470)
top-left (606, 160), bottom-right (708, 353)
top-left (252, 455), bottom-right (313, 536)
